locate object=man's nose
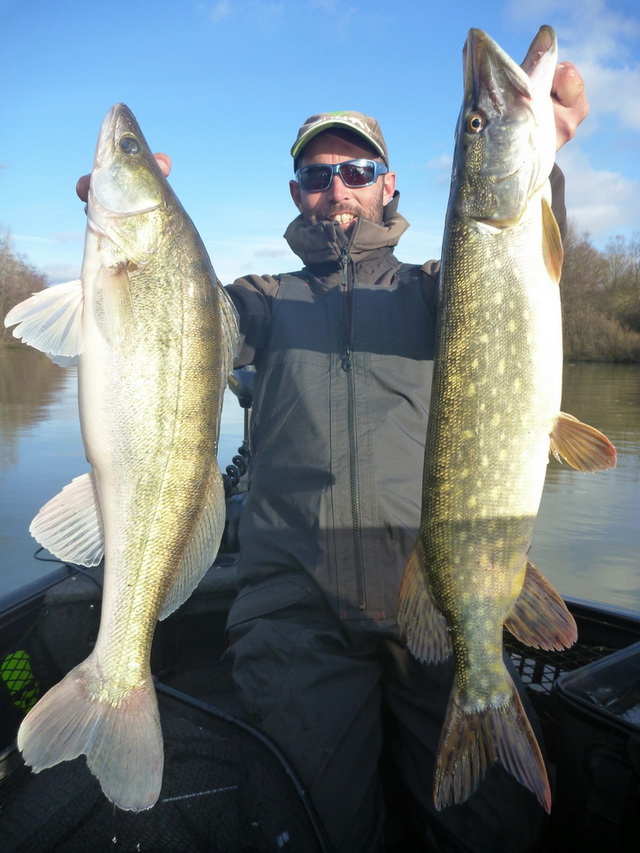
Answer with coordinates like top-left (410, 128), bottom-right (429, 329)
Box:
top-left (327, 172), bottom-right (350, 201)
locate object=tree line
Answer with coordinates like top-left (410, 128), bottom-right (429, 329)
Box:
top-left (1, 225), bottom-right (640, 360)
top-left (0, 230), bottom-right (48, 342)
top-left (560, 225), bottom-right (640, 362)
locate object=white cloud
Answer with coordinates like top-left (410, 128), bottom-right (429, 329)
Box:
top-left (51, 231), bottom-right (85, 244)
top-left (557, 146), bottom-right (639, 240)
top-left (201, 0), bottom-right (285, 28)
top-left (507, 0), bottom-right (640, 241)
top-left (425, 153), bottom-right (453, 187)
top-left (508, 0), bottom-right (640, 134)
top-left (203, 1), bottom-right (232, 22)
top-left (13, 234), bottom-right (56, 244)
top-left (202, 235), bottom-right (297, 283)
top-left (574, 59), bottom-right (640, 134)
top-left (45, 263), bottom-right (81, 284)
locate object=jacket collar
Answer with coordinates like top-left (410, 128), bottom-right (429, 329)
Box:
top-left (283, 192), bottom-right (410, 268)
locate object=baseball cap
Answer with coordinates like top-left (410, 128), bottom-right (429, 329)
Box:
top-left (291, 111), bottom-right (389, 167)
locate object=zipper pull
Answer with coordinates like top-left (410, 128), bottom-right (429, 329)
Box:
top-left (340, 245), bottom-right (349, 287)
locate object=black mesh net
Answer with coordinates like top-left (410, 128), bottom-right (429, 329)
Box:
top-left (1, 685), bottom-right (330, 853)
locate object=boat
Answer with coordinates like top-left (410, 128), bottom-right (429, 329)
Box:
top-left (1, 374), bottom-right (638, 851)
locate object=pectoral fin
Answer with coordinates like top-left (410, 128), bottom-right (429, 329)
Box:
top-left (541, 196), bottom-right (563, 284)
top-left (95, 265), bottom-right (137, 350)
top-left (550, 412), bottom-right (617, 472)
top-left (504, 560), bottom-right (577, 650)
top-left (4, 279), bottom-right (84, 366)
top-left (397, 542), bottom-right (452, 663)
top-left (30, 472), bottom-right (104, 567)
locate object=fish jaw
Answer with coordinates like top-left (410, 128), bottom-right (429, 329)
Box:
top-left (453, 26), bottom-right (558, 230)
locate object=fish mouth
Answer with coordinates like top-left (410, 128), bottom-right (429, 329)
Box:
top-left (89, 103), bottom-right (165, 219)
top-left (94, 104), bottom-right (137, 170)
top-left (464, 29), bottom-right (532, 117)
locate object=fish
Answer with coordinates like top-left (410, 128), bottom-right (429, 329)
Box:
top-left (4, 103), bottom-right (239, 810)
top-left (397, 26), bottom-right (617, 814)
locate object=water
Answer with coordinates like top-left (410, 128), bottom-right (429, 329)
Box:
top-left (529, 362), bottom-right (640, 612)
top-left (0, 348), bottom-right (638, 611)
top-left (0, 347), bottom-right (246, 595)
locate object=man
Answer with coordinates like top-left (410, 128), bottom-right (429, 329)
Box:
top-left (77, 63), bottom-right (588, 853)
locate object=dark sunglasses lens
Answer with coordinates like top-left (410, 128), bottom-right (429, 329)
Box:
top-left (339, 163), bottom-right (375, 187)
top-left (300, 165), bottom-right (332, 191)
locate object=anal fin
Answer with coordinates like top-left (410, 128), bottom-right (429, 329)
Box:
top-left (398, 542), bottom-right (452, 663)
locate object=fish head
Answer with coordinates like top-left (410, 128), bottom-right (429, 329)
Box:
top-left (451, 26), bottom-right (558, 229)
top-left (88, 104), bottom-right (176, 266)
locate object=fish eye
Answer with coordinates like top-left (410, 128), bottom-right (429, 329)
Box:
top-left (120, 135), bottom-right (140, 155)
top-left (466, 112), bottom-right (486, 134)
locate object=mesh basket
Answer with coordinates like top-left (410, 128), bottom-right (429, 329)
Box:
top-left (1, 685), bottom-right (330, 853)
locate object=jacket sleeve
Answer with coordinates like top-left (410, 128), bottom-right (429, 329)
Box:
top-left (226, 274), bottom-right (280, 367)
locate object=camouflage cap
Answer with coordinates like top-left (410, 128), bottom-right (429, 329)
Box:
top-left (291, 111), bottom-right (389, 167)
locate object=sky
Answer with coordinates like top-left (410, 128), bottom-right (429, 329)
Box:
top-left (1, 0), bottom-right (639, 287)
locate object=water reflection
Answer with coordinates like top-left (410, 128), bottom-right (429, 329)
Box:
top-left (0, 347), bottom-right (69, 469)
top-left (0, 349), bottom-right (638, 611)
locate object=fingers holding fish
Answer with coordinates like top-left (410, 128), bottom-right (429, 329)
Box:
top-left (551, 61), bottom-right (589, 150)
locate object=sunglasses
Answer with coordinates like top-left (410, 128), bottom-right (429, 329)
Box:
top-left (295, 159), bottom-right (388, 192)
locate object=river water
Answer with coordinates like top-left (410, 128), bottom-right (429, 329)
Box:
top-left (1, 347), bottom-right (638, 611)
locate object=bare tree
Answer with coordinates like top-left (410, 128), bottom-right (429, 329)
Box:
top-left (0, 229), bottom-right (49, 342)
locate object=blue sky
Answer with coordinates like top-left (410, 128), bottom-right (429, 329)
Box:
top-left (1, 0), bottom-right (639, 287)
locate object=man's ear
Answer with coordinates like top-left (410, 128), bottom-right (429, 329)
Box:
top-left (383, 171), bottom-right (396, 206)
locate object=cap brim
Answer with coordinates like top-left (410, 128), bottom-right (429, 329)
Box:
top-left (291, 119), bottom-right (387, 164)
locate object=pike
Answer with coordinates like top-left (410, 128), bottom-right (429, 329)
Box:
top-left (4, 104), bottom-right (239, 810)
top-left (398, 27), bottom-right (616, 813)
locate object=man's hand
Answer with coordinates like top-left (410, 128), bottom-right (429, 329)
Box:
top-left (553, 62), bottom-right (589, 150)
top-left (75, 153), bottom-right (172, 203)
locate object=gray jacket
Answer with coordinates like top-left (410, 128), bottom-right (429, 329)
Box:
top-left (227, 193), bottom-right (438, 625)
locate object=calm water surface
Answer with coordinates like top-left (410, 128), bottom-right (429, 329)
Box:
top-left (1, 348), bottom-right (638, 610)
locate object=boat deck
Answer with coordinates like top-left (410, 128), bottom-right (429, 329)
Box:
top-left (1, 556), bottom-right (639, 851)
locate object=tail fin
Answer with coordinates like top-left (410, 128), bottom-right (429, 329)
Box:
top-left (434, 680), bottom-right (551, 814)
top-left (17, 658), bottom-right (163, 811)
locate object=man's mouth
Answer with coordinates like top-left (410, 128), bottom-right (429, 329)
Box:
top-left (329, 212), bottom-right (358, 229)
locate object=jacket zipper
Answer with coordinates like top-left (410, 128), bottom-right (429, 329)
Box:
top-left (340, 246), bottom-right (366, 611)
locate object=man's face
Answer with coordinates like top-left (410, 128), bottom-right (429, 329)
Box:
top-left (290, 132), bottom-right (396, 235)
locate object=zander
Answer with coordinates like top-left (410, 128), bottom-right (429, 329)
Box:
top-left (398, 27), bottom-right (616, 813)
top-left (5, 104), bottom-right (239, 810)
